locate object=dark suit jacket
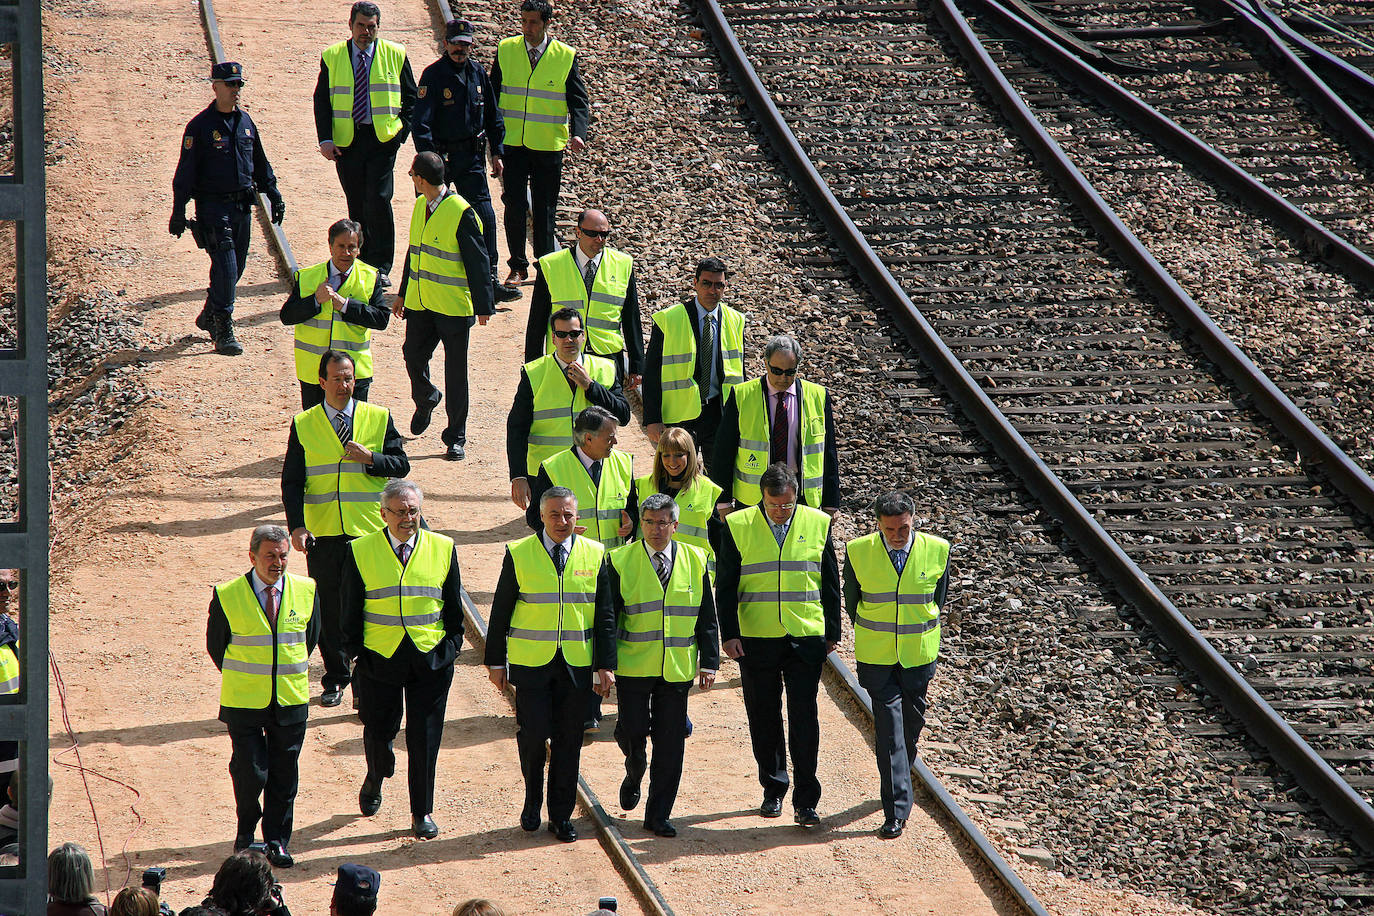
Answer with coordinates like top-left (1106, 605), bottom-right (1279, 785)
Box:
top-left (842, 550), bottom-right (951, 625)
top-left (207, 575), bottom-right (322, 726)
top-left (715, 516), bottom-right (842, 646)
top-left (505, 360), bottom-right (631, 481)
top-left (606, 540), bottom-right (721, 675)
top-left (395, 193), bottom-right (494, 317)
top-left (710, 376), bottom-right (840, 510)
top-left (484, 538), bottom-right (617, 688)
top-left (280, 406), bottom-right (411, 533)
top-left (642, 298), bottom-right (733, 426)
top-left (279, 262), bottom-right (391, 335)
top-left (338, 538), bottom-right (465, 683)
top-left (524, 254), bottom-right (644, 374)
top-left (490, 47), bottom-right (590, 143)
top-left (312, 39), bottom-right (419, 146)
top-left (524, 448), bottom-right (636, 533)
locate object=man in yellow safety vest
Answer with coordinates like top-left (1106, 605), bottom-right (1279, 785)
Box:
top-left (843, 491), bottom-right (950, 840)
top-left (207, 525), bottom-right (321, 868)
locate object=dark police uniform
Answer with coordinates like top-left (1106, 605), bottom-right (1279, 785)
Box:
top-left (171, 62), bottom-right (284, 354)
top-left (413, 19), bottom-right (510, 303)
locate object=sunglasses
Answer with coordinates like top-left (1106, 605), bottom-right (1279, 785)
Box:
top-left (578, 228), bottom-right (611, 239)
top-left (0, 580), bottom-right (17, 593)
top-left (552, 328), bottom-right (583, 339)
top-left (767, 364), bottom-right (798, 377)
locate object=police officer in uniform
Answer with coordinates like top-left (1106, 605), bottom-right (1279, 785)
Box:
top-left (717, 463), bottom-right (841, 828)
top-left (413, 19), bottom-right (519, 307)
top-left (171, 61), bottom-right (285, 356)
top-left (314, 1), bottom-right (418, 283)
top-left (608, 493), bottom-right (719, 837)
top-left (492, 0), bottom-right (590, 288)
top-left (281, 350), bottom-right (411, 708)
top-left (843, 492), bottom-right (950, 839)
top-left (341, 480), bottom-right (464, 840)
top-left (206, 525), bottom-right (321, 868)
top-left (524, 209), bottom-right (643, 386)
top-left (280, 219), bottom-right (389, 409)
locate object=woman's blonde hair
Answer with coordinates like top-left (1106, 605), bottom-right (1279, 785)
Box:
top-left (453, 900), bottom-right (507, 916)
top-left (650, 427), bottom-right (700, 492)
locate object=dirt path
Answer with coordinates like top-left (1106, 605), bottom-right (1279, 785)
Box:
top-left (45, 0), bottom-right (1018, 913)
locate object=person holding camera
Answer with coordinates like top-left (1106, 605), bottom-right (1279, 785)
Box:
top-left (207, 526), bottom-right (321, 868)
top-left (198, 850), bottom-right (290, 916)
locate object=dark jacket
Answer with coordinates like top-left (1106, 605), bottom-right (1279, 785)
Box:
top-left (490, 44), bottom-right (590, 144)
top-left (715, 516), bottom-right (842, 645)
top-left (642, 298), bottom-right (734, 426)
top-left (172, 103), bottom-right (280, 211)
top-left (395, 190), bottom-right (495, 317)
top-left (279, 261), bottom-right (391, 333)
top-left (606, 540), bottom-right (721, 677)
top-left (524, 254), bottom-right (644, 374)
top-left (413, 54), bottom-right (504, 158)
top-left (312, 39), bottom-right (418, 146)
top-left (505, 359), bottom-right (631, 481)
top-left (280, 405), bottom-right (410, 533)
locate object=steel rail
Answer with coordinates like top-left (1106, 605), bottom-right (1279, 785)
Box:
top-left (694, 0), bottom-right (1374, 855)
top-left (194, 0), bottom-right (300, 278)
top-left (965, 0), bottom-right (1374, 292)
top-left (460, 590), bottom-right (677, 916)
top-left (1231, 0), bottom-right (1374, 103)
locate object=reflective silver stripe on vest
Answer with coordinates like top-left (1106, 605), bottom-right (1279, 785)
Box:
top-left (619, 628), bottom-right (662, 643)
top-left (855, 615), bottom-right (938, 635)
top-left (739, 560), bottom-right (821, 575)
top-left (585, 315), bottom-right (620, 331)
top-left (509, 626), bottom-right (593, 641)
top-left (859, 591), bottom-right (936, 605)
top-left (663, 604), bottom-right (698, 617)
top-left (230, 631), bottom-right (307, 648)
top-left (305, 462), bottom-right (367, 475)
top-left (301, 317), bottom-right (333, 330)
top-left (735, 469), bottom-right (762, 485)
top-left (528, 434), bottom-right (569, 446)
top-left (517, 591), bottom-right (597, 604)
top-left (413, 269), bottom-right (470, 288)
top-left (802, 441), bottom-right (825, 456)
top-left (721, 349), bottom-right (743, 360)
top-left (222, 659), bottom-right (309, 676)
top-left (374, 82), bottom-right (402, 92)
top-left (661, 353), bottom-right (693, 366)
top-left (364, 610), bottom-right (443, 625)
top-left (589, 292), bottom-right (625, 307)
top-left (303, 490), bottom-right (380, 504)
top-left (530, 408), bottom-right (570, 421)
top-left (677, 523), bottom-right (708, 540)
top-left (330, 86), bottom-right (351, 96)
top-left (0, 675), bottom-right (17, 694)
top-left (723, 373), bottom-right (745, 386)
top-left (297, 339), bottom-right (368, 355)
top-left (595, 508), bottom-right (621, 520)
top-left (739, 590), bottom-right (821, 604)
top-left (738, 438), bottom-right (769, 451)
top-left (373, 106), bottom-right (401, 116)
top-left (502, 86), bottom-right (567, 101)
top-left (501, 109), bottom-right (567, 124)
top-left (802, 475), bottom-right (824, 490)
top-left (362, 585), bottom-right (445, 600)
top-left (622, 600), bottom-right (661, 616)
top-left (418, 243), bottom-right (463, 262)
top-left (661, 379), bottom-right (694, 391)
top-left (577, 508), bottom-right (595, 520)
top-left (555, 298), bottom-right (583, 308)
top-left (664, 635), bottom-right (695, 647)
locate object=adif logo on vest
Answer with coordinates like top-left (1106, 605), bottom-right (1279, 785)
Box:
top-left (746, 454), bottom-right (759, 467)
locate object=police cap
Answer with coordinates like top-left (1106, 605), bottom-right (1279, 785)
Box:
top-left (209, 61), bottom-right (245, 83)
top-left (445, 19), bottom-right (475, 43)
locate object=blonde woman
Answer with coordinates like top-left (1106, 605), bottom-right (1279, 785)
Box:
top-left (631, 427), bottom-right (722, 573)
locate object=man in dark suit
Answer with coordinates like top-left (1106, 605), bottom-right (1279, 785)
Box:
top-left (716, 463), bottom-right (841, 827)
top-left (486, 487), bottom-right (616, 842)
top-left (340, 479), bottom-right (464, 839)
top-left (643, 258), bottom-right (745, 474)
top-left (711, 334), bottom-right (839, 519)
top-left (313, 1), bottom-right (418, 283)
top-left (207, 525), bottom-right (321, 868)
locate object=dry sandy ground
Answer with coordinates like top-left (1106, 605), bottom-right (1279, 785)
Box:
top-left (38, 0), bottom-right (1204, 913)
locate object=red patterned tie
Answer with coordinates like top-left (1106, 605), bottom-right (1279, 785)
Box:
top-left (264, 585), bottom-right (278, 630)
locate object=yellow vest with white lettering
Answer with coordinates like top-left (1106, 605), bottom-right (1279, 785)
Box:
top-left (506, 533), bottom-right (604, 667)
top-left (610, 541), bottom-right (706, 682)
top-left (351, 528), bottom-right (453, 657)
top-left (217, 573), bottom-right (316, 709)
top-left (292, 259), bottom-right (379, 382)
top-left (848, 532), bottom-right (948, 667)
top-left (322, 39), bottom-right (406, 146)
top-left (726, 505), bottom-right (829, 639)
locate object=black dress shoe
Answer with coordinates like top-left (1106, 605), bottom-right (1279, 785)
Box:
top-left (646, 818), bottom-right (677, 838)
top-left (878, 817), bottom-right (905, 839)
top-left (795, 807), bottom-right (820, 828)
top-left (549, 819), bottom-right (577, 842)
top-left (445, 442), bottom-right (465, 461)
top-left (619, 773), bottom-right (642, 810)
top-left (520, 807), bottom-right (541, 832)
top-left (413, 814), bottom-right (439, 839)
top-left (320, 687), bottom-right (344, 708)
top-left (359, 777), bottom-right (382, 816)
top-left (264, 841), bottom-right (293, 868)
top-left (411, 395), bottom-right (441, 435)
top-left (759, 796), bottom-right (783, 818)
top-left (195, 303), bottom-right (213, 332)
top-left (233, 833), bottom-right (254, 852)
top-left (494, 283), bottom-right (521, 303)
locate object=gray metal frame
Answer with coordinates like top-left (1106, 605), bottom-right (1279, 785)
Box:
top-left (0, 1), bottom-right (49, 912)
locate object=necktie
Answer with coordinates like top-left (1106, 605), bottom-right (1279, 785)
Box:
top-left (696, 314), bottom-right (715, 399)
top-left (552, 543), bottom-right (566, 574)
top-left (264, 585), bottom-right (278, 630)
top-left (655, 552), bottom-right (669, 588)
top-left (333, 411), bottom-right (351, 445)
top-left (769, 390), bottom-right (790, 466)
top-left (528, 46), bottom-right (540, 69)
top-left (589, 460), bottom-right (602, 486)
top-left (352, 50), bottom-right (369, 125)
top-left (582, 258), bottom-right (597, 295)
top-left (329, 268), bottom-right (344, 292)
top-left (397, 542), bottom-right (412, 565)
top-left (890, 548), bottom-right (905, 574)
top-left (772, 523), bottom-right (787, 546)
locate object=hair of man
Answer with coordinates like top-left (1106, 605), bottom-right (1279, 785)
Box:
top-left (694, 256), bottom-right (728, 279)
top-left (763, 334), bottom-right (802, 365)
top-left (539, 484), bottom-right (576, 509)
top-left (249, 524), bottom-right (291, 554)
top-left (639, 491), bottom-right (680, 521)
top-left (760, 462), bottom-right (799, 498)
top-left (328, 218), bottom-right (363, 244)
top-left (874, 491), bottom-right (915, 519)
top-left (317, 348), bottom-right (356, 381)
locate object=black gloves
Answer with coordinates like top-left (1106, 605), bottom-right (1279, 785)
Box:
top-left (169, 212), bottom-right (187, 237)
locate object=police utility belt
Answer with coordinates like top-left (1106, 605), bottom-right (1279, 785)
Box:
top-left (444, 132), bottom-right (487, 156)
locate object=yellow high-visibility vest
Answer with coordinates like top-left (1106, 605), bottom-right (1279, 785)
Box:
top-left (321, 39), bottom-right (406, 146)
top-left (497, 37), bottom-right (574, 151)
top-left (292, 259), bottom-right (379, 382)
top-left (217, 573), bottom-right (316, 709)
top-left (406, 192), bottom-right (475, 317)
top-left (632, 473), bottom-right (721, 575)
top-left (651, 303), bottom-right (744, 423)
top-left (610, 541), bottom-right (707, 682)
top-left (522, 354), bottom-right (617, 476)
top-left (726, 505), bottom-right (830, 639)
top-left (730, 379), bottom-right (828, 507)
top-left (351, 528), bottom-right (452, 658)
top-left (295, 402), bottom-right (390, 537)
top-left (848, 532), bottom-right (948, 668)
top-left (539, 448), bottom-right (634, 548)
top-left (0, 643), bottom-right (18, 696)
top-left (537, 248), bottom-right (633, 358)
top-left (506, 534), bottom-right (604, 667)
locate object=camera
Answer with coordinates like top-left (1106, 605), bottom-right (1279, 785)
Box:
top-left (142, 866), bottom-right (175, 916)
top-left (597, 898), bottom-right (617, 912)
top-left (304, 534), bottom-right (316, 551)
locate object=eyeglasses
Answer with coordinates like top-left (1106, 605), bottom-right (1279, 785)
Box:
top-left (552, 328), bottom-right (583, 339)
top-left (765, 503), bottom-right (796, 512)
top-left (0, 580), bottom-right (17, 593)
top-left (577, 228), bottom-right (611, 239)
top-left (767, 364), bottom-right (798, 377)
top-left (383, 505), bottom-right (421, 518)
top-left (697, 279), bottom-right (726, 290)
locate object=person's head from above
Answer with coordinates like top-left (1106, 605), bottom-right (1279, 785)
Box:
top-left (111, 886), bottom-right (161, 916)
top-left (444, 19), bottom-right (475, 64)
top-left (328, 219), bottom-right (363, 274)
top-left (379, 479), bottom-right (423, 542)
top-left (452, 900), bottom-right (506, 916)
top-left (519, 0), bottom-right (553, 45)
top-left (350, 1), bottom-right (381, 48)
top-left (762, 334), bottom-right (801, 395)
top-left (639, 493), bottom-right (679, 553)
top-left (539, 486), bottom-right (577, 543)
top-left (575, 209), bottom-right (610, 260)
top-left (573, 406), bottom-right (617, 461)
top-left (874, 491), bottom-right (915, 552)
top-left (550, 307), bottom-right (584, 363)
top-left (329, 863), bottom-right (380, 916)
top-left (653, 427), bottom-right (698, 487)
top-left (692, 257), bottom-right (728, 311)
top-left (249, 525), bottom-right (291, 587)
top-left (318, 350), bottom-right (357, 410)
top-left (409, 151), bottom-right (447, 199)
top-left (760, 463), bottom-right (798, 526)
top-left (48, 842), bottom-right (98, 905)
top-left (208, 849), bottom-right (277, 916)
